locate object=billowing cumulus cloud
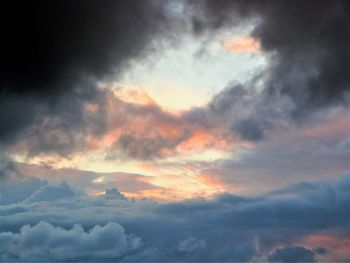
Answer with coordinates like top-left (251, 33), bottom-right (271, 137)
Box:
top-left (0, 221), bottom-right (142, 261)
top-left (1, 172), bottom-right (349, 261)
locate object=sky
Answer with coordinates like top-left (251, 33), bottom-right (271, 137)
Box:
top-left (0, 0), bottom-right (349, 262)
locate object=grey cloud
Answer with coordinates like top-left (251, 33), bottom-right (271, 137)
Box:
top-left (21, 84), bottom-right (108, 157)
top-left (197, 82), bottom-right (293, 141)
top-left (0, 177), bottom-right (48, 205)
top-left (177, 236), bottom-right (207, 253)
top-left (0, 221), bottom-right (142, 261)
top-left (233, 117), bottom-right (264, 141)
top-left (24, 181), bottom-right (76, 204)
top-left (0, 0), bottom-right (177, 152)
top-left (1, 173), bottom-right (349, 261)
top-left (188, 0), bottom-right (350, 141)
top-left (196, 0), bottom-right (350, 110)
top-left (104, 188), bottom-right (128, 201)
top-left (116, 131), bottom-right (189, 160)
top-left (216, 127), bottom-right (350, 193)
top-left (268, 246), bottom-right (317, 263)
top-left (12, 162), bottom-right (163, 196)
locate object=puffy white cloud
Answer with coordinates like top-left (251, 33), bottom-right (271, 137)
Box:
top-left (0, 221), bottom-right (142, 261)
top-left (177, 236), bottom-right (206, 253)
top-left (0, 173), bottom-right (349, 261)
top-left (104, 188), bottom-right (127, 201)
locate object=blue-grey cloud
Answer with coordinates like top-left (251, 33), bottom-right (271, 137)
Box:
top-left (189, 0), bottom-right (350, 141)
top-left (268, 246), bottom-right (317, 263)
top-left (0, 221), bottom-right (142, 261)
top-left (1, 173), bottom-right (349, 261)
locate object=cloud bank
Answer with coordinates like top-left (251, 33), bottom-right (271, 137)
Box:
top-left (1, 173), bottom-right (349, 261)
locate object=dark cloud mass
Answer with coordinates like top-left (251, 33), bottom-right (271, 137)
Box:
top-left (193, 0), bottom-right (350, 140)
top-left (1, 0), bottom-right (349, 156)
top-left (0, 0), bottom-right (168, 144)
top-left (197, 0), bottom-right (350, 109)
top-left (1, 1), bottom-right (166, 96)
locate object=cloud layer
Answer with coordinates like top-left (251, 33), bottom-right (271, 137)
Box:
top-left (1, 173), bottom-right (349, 261)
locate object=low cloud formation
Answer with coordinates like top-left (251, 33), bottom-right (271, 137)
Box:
top-left (104, 188), bottom-right (128, 201)
top-left (177, 236), bottom-right (207, 253)
top-left (1, 172), bottom-right (349, 261)
top-left (0, 221), bottom-right (141, 261)
top-left (268, 246), bottom-right (317, 263)
top-left (24, 181), bottom-right (76, 203)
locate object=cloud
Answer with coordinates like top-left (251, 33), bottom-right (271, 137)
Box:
top-left (1, 0), bottom-right (349, 161)
top-left (223, 35), bottom-right (261, 53)
top-left (177, 236), bottom-right (207, 253)
top-left (0, 0), bottom-right (177, 151)
top-left (0, 177), bottom-right (48, 205)
top-left (187, 0), bottom-right (350, 141)
top-left (0, 221), bottom-right (142, 261)
top-left (268, 246), bottom-right (317, 263)
top-left (1, 173), bottom-right (349, 261)
top-left (81, 92), bottom-right (235, 160)
top-left (24, 181), bottom-right (76, 203)
top-left (195, 0), bottom-right (350, 110)
top-left (104, 188), bottom-right (128, 201)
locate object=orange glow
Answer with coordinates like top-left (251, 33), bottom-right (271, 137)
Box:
top-left (147, 174), bottom-right (225, 199)
top-left (304, 114), bottom-right (350, 140)
top-left (124, 188), bottom-right (180, 201)
top-left (223, 35), bottom-right (261, 53)
top-left (178, 129), bottom-right (213, 150)
top-left (178, 128), bottom-right (231, 152)
top-left (114, 86), bottom-right (156, 106)
top-left (301, 234), bottom-right (350, 261)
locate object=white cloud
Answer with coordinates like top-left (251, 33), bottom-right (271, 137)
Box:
top-left (178, 236), bottom-right (207, 253)
top-left (0, 221), bottom-right (142, 261)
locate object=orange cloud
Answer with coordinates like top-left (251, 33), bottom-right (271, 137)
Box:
top-left (304, 113), bottom-right (350, 141)
top-left (178, 127), bottom-right (232, 152)
top-left (223, 35), bottom-right (261, 53)
top-left (113, 86), bottom-right (156, 106)
top-left (301, 234), bottom-right (350, 261)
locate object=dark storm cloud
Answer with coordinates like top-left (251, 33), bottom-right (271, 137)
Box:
top-left (204, 82), bottom-right (291, 141)
top-left (190, 0), bottom-right (350, 140)
top-left (1, 0), bottom-right (166, 96)
top-left (196, 0), bottom-right (350, 110)
top-left (0, 0), bottom-right (170, 145)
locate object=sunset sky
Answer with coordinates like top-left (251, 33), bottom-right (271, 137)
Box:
top-left (1, 0), bottom-right (350, 262)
